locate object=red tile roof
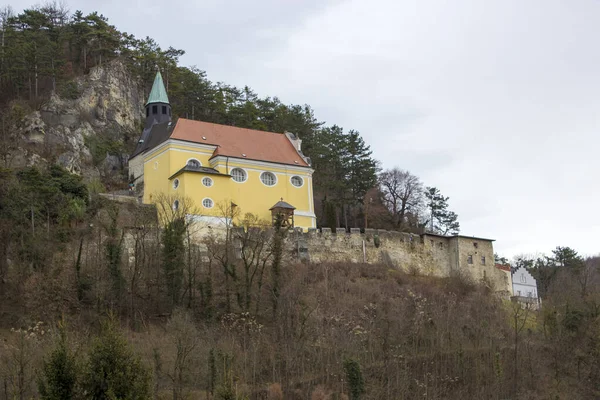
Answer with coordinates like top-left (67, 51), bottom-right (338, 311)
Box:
top-left (169, 119), bottom-right (309, 167)
top-left (495, 263), bottom-right (511, 272)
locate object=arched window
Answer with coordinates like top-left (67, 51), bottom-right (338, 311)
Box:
top-left (260, 172), bottom-right (277, 186)
top-left (173, 179), bottom-right (180, 189)
top-left (202, 177), bottom-right (213, 187)
top-left (173, 200), bottom-right (179, 210)
top-left (202, 198), bottom-right (214, 209)
top-left (187, 159), bottom-right (201, 168)
top-left (231, 168), bottom-right (247, 183)
top-left (290, 176), bottom-right (303, 187)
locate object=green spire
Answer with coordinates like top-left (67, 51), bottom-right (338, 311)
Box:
top-left (146, 71), bottom-right (169, 105)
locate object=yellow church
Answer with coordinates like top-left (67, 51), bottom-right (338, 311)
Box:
top-left (128, 72), bottom-right (316, 229)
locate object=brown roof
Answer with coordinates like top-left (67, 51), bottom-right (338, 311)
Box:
top-left (169, 119), bottom-right (309, 167)
top-left (495, 264), bottom-right (511, 272)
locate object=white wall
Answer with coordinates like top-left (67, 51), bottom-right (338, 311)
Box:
top-left (512, 266), bottom-right (538, 298)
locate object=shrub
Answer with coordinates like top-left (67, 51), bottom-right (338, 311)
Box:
top-left (267, 383), bottom-right (283, 400)
top-left (58, 81), bottom-right (82, 100)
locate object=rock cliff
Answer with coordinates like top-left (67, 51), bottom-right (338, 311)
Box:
top-left (12, 61), bottom-right (144, 185)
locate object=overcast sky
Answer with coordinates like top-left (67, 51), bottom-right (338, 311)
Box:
top-left (16, 0), bottom-right (600, 258)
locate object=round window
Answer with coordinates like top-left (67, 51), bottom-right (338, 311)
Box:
top-left (260, 172), bottom-right (277, 186)
top-left (231, 168), bottom-right (247, 183)
top-left (290, 176), bottom-right (303, 187)
top-left (172, 200), bottom-right (179, 210)
top-left (202, 177), bottom-right (213, 187)
top-left (202, 198), bottom-right (214, 209)
top-left (173, 179), bottom-right (179, 189)
top-left (187, 159), bottom-right (201, 168)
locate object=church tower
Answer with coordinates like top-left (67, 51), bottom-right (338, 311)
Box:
top-left (131, 71), bottom-right (172, 158)
top-left (144, 71), bottom-right (171, 128)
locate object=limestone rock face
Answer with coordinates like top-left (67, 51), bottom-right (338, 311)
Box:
top-left (13, 60), bottom-right (145, 182)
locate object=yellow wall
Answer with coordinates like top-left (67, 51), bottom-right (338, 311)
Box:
top-left (141, 140), bottom-right (316, 229)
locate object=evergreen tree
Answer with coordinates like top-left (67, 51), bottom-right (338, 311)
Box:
top-left (162, 217), bottom-right (186, 306)
top-left (343, 358), bottom-right (365, 400)
top-left (83, 316), bottom-right (150, 400)
top-left (425, 187), bottom-right (460, 235)
top-left (38, 322), bottom-right (77, 400)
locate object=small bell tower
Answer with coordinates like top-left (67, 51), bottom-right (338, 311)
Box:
top-left (144, 71), bottom-right (171, 129)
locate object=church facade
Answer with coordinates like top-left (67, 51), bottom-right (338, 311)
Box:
top-left (129, 72), bottom-right (316, 229)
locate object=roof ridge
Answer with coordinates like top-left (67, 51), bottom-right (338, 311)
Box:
top-left (178, 118), bottom-right (283, 136)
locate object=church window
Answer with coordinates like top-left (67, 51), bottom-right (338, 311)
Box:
top-left (152, 105), bottom-right (157, 114)
top-left (231, 168), bottom-right (247, 183)
top-left (173, 179), bottom-right (179, 189)
top-left (481, 256), bottom-right (486, 265)
top-left (520, 273), bottom-right (526, 283)
top-left (291, 176), bottom-right (304, 187)
top-left (187, 159), bottom-right (201, 168)
top-left (146, 108), bottom-right (149, 117)
top-left (202, 198), bottom-right (214, 209)
top-left (202, 177), bottom-right (213, 187)
top-left (162, 105), bottom-right (167, 114)
top-left (172, 200), bottom-right (179, 210)
top-left (260, 172), bottom-right (277, 186)
top-left (467, 255), bottom-right (473, 264)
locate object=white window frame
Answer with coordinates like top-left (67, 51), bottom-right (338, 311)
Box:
top-left (202, 176), bottom-right (213, 187)
top-left (230, 168), bottom-right (247, 183)
top-left (202, 197), bottom-right (214, 209)
top-left (290, 175), bottom-right (304, 188)
top-left (260, 171), bottom-right (277, 187)
top-left (186, 158), bottom-right (202, 168)
top-left (172, 200), bottom-right (179, 210)
top-left (173, 178), bottom-right (180, 189)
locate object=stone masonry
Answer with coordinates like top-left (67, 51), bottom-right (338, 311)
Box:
top-left (288, 229), bottom-right (511, 295)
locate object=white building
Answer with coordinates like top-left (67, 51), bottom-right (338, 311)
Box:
top-left (512, 266), bottom-right (540, 308)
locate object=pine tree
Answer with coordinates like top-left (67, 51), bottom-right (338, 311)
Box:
top-left (83, 316), bottom-right (150, 400)
top-left (425, 187), bottom-right (460, 235)
top-left (38, 321), bottom-right (77, 400)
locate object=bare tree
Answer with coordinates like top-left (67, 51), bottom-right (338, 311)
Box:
top-left (238, 213), bottom-right (274, 313)
top-left (510, 300), bottom-right (530, 397)
top-left (166, 309), bottom-right (199, 400)
top-left (204, 200), bottom-right (241, 313)
top-left (378, 168), bottom-right (424, 230)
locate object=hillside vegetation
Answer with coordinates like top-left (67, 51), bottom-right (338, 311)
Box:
top-left (1, 177), bottom-right (600, 399)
